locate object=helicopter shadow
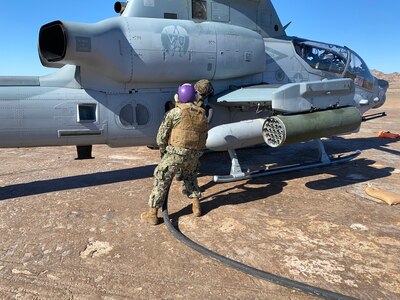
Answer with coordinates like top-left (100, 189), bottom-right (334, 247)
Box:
top-left (326, 135), bottom-right (400, 156)
top-left (0, 164), bottom-right (156, 201)
top-left (1, 136), bottom-right (397, 203)
top-left (180, 135), bottom-right (398, 217)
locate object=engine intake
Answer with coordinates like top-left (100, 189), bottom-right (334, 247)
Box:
top-left (114, 2), bottom-right (127, 14)
top-left (39, 21), bottom-right (67, 62)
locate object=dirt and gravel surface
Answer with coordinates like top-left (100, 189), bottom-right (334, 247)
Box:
top-left (0, 91), bottom-right (399, 299)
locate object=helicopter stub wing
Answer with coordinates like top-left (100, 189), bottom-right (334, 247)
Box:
top-left (215, 84), bottom-right (277, 107)
top-left (0, 76), bottom-right (40, 86)
top-left (216, 78), bottom-right (355, 113)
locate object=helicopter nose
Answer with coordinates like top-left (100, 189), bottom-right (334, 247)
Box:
top-left (378, 79), bottom-right (389, 89)
top-left (371, 77), bottom-right (388, 109)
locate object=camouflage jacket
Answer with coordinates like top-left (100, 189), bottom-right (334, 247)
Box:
top-left (157, 105), bottom-right (206, 156)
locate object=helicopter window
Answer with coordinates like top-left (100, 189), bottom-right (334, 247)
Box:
top-left (295, 42), bottom-right (347, 74)
top-left (119, 104), bottom-right (134, 127)
top-left (294, 40), bottom-right (374, 90)
top-left (192, 0), bottom-right (207, 20)
top-left (136, 104), bottom-right (149, 126)
top-left (344, 52), bottom-right (374, 90)
top-left (77, 104), bottom-right (97, 123)
top-left (119, 103), bottom-right (150, 127)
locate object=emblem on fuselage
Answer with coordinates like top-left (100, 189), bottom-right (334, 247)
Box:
top-left (161, 25), bottom-right (189, 57)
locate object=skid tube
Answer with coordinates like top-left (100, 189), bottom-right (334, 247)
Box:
top-left (162, 185), bottom-right (357, 300)
top-left (214, 139), bottom-right (361, 183)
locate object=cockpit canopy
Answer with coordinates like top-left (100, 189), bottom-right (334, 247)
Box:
top-left (293, 39), bottom-right (374, 90)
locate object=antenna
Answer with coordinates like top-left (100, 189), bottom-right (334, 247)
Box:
top-left (283, 21), bottom-right (292, 31)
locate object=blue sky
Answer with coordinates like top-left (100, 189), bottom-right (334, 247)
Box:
top-left (0, 0), bottom-right (399, 76)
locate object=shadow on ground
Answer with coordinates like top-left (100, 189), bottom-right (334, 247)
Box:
top-left (0, 165), bottom-right (156, 201)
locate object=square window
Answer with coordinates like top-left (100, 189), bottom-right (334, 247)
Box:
top-left (78, 104), bottom-right (97, 122)
top-left (192, 0), bottom-right (207, 20)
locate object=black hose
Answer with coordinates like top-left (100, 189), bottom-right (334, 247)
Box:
top-left (162, 190), bottom-right (358, 300)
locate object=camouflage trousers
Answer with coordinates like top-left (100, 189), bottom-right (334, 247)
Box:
top-left (148, 149), bottom-right (203, 208)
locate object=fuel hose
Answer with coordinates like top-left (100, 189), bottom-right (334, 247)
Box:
top-left (162, 188), bottom-right (357, 300)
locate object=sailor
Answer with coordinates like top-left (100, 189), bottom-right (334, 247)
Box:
top-left (141, 83), bottom-right (208, 225)
top-left (176, 79), bottom-right (214, 183)
top-left (194, 79), bottom-right (214, 116)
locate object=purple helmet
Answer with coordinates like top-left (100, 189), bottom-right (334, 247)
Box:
top-left (177, 83), bottom-right (195, 103)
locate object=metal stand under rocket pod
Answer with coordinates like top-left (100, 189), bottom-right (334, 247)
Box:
top-left (213, 139), bottom-right (361, 183)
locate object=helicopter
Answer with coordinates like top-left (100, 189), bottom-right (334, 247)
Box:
top-left (0, 0), bottom-right (388, 182)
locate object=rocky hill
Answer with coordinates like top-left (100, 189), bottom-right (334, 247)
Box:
top-left (371, 69), bottom-right (400, 84)
top-left (371, 70), bottom-right (400, 97)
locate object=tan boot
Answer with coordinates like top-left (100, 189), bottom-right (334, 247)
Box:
top-left (141, 208), bottom-right (159, 225)
top-left (192, 197), bottom-right (201, 217)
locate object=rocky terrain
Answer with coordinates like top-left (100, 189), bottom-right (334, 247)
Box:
top-left (371, 69), bottom-right (400, 84)
top-left (372, 69), bottom-right (400, 96)
top-left (0, 74), bottom-right (399, 299)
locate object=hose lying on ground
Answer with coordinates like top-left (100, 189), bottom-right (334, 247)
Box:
top-left (161, 188), bottom-right (357, 300)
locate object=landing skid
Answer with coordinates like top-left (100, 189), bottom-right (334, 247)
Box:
top-left (213, 139), bottom-right (361, 183)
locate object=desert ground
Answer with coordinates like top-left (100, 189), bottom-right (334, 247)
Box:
top-left (0, 80), bottom-right (399, 299)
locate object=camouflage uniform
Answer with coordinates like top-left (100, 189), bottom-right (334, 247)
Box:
top-left (194, 79), bottom-right (214, 109)
top-left (148, 104), bottom-right (206, 208)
